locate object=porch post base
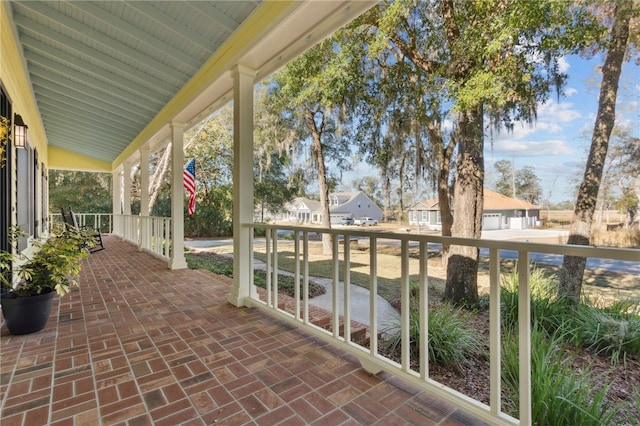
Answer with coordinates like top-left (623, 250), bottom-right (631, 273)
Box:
top-left (168, 257), bottom-right (188, 270)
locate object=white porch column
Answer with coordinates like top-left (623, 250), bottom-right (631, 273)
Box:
top-left (139, 147), bottom-right (151, 249)
top-left (169, 122), bottom-right (187, 269)
top-left (139, 147), bottom-right (150, 216)
top-left (112, 167), bottom-right (122, 235)
top-left (122, 161), bottom-right (133, 242)
top-left (228, 65), bottom-right (256, 307)
top-left (122, 161), bottom-right (132, 215)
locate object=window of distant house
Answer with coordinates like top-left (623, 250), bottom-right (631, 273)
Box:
top-left (421, 211), bottom-right (428, 221)
top-left (436, 211), bottom-right (441, 224)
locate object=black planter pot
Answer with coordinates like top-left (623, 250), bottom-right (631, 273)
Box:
top-left (1, 291), bottom-right (56, 335)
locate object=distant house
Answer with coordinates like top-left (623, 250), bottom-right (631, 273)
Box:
top-left (285, 191), bottom-right (383, 224)
top-left (283, 197), bottom-right (321, 223)
top-left (408, 189), bottom-right (540, 231)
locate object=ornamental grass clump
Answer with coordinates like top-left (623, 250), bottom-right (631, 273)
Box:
top-left (575, 299), bottom-right (640, 364)
top-left (384, 301), bottom-right (485, 369)
top-left (502, 323), bottom-right (620, 426)
top-left (500, 266), bottom-right (566, 333)
top-left (500, 266), bottom-right (640, 364)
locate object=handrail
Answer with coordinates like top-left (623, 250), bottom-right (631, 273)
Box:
top-left (244, 222), bottom-right (639, 426)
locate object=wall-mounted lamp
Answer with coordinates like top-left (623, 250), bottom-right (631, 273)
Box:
top-left (13, 113), bottom-right (28, 148)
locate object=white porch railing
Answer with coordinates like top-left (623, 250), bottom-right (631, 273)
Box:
top-left (112, 214), bottom-right (172, 261)
top-left (50, 212), bottom-right (172, 261)
top-left (244, 223), bottom-right (639, 426)
top-left (49, 212), bottom-right (113, 234)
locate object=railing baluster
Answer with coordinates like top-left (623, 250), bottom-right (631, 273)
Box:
top-left (489, 247), bottom-right (501, 415)
top-left (294, 230), bottom-right (300, 320)
top-left (303, 231), bottom-right (309, 324)
top-left (518, 250), bottom-right (532, 426)
top-left (343, 234), bottom-right (351, 343)
top-left (369, 236), bottom-right (378, 357)
top-left (332, 233), bottom-right (340, 339)
top-left (249, 227), bottom-right (257, 300)
top-left (165, 218), bottom-right (171, 257)
top-left (266, 228), bottom-right (272, 308)
top-left (401, 239), bottom-right (410, 372)
top-left (419, 240), bottom-right (428, 380)
top-left (273, 229), bottom-right (278, 310)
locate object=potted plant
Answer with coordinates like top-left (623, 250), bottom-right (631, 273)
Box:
top-left (0, 225), bottom-right (96, 334)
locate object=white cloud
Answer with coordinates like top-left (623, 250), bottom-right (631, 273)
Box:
top-left (538, 100), bottom-right (582, 123)
top-left (488, 138), bottom-right (576, 157)
top-left (565, 87), bottom-right (578, 97)
top-left (558, 56), bottom-right (570, 73)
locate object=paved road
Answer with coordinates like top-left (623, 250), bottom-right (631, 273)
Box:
top-left (185, 229), bottom-right (639, 275)
top-left (379, 230), bottom-right (640, 277)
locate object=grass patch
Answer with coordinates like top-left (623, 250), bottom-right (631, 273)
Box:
top-left (248, 241), bottom-right (448, 306)
top-left (592, 228), bottom-right (640, 249)
top-left (185, 252), bottom-right (325, 299)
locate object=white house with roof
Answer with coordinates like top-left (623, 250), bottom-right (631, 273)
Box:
top-left (283, 197), bottom-right (321, 223)
top-left (408, 189), bottom-right (541, 231)
top-left (284, 191), bottom-right (383, 224)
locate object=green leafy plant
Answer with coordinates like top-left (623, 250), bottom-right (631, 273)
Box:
top-left (500, 266), bottom-right (565, 333)
top-left (575, 299), bottom-right (640, 364)
top-left (0, 225), bottom-right (96, 297)
top-left (501, 266), bottom-right (640, 363)
top-left (502, 323), bottom-right (621, 425)
top-left (384, 302), bottom-right (485, 368)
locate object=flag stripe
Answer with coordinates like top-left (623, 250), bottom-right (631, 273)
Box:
top-left (183, 158), bottom-right (196, 215)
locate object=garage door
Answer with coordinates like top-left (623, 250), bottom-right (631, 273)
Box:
top-left (483, 213), bottom-right (501, 230)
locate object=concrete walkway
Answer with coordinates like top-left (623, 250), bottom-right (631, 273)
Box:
top-left (185, 242), bottom-right (400, 332)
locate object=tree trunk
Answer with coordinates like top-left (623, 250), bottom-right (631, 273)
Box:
top-left (444, 107), bottom-right (484, 306)
top-left (429, 123), bottom-right (455, 266)
top-left (304, 107), bottom-right (332, 255)
top-left (558, 0), bottom-right (631, 302)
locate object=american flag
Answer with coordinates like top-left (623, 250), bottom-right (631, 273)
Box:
top-left (183, 158), bottom-right (196, 215)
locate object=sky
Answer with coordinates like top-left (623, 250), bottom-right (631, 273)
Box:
top-left (485, 54), bottom-right (639, 204)
top-left (341, 54), bottom-right (639, 205)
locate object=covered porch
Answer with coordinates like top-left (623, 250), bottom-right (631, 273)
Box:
top-left (0, 236), bottom-right (479, 425)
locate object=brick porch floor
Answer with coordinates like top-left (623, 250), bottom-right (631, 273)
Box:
top-left (1, 236), bottom-right (486, 425)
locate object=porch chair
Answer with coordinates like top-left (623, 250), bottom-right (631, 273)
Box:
top-left (64, 207), bottom-right (105, 252)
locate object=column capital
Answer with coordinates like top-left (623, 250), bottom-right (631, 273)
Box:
top-left (233, 64), bottom-right (257, 79)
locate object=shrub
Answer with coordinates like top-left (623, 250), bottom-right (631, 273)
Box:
top-left (575, 299), bottom-right (640, 364)
top-left (500, 266), bottom-right (566, 333)
top-left (502, 323), bottom-right (620, 425)
top-left (384, 302), bottom-right (485, 369)
top-left (501, 266), bottom-right (640, 363)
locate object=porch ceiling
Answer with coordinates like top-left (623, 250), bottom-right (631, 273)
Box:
top-left (7, 1), bottom-right (377, 170)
